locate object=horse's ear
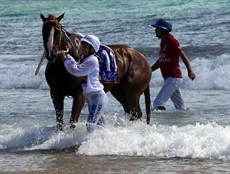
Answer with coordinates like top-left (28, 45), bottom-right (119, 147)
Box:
top-left (57, 13), bottom-right (65, 22)
top-left (40, 13), bottom-right (46, 22)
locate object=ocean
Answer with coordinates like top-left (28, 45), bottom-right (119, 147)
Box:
top-left (0, 0), bottom-right (230, 173)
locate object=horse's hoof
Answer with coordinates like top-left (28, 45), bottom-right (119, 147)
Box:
top-left (129, 117), bottom-right (134, 121)
top-left (70, 124), bottom-right (76, 129)
top-left (129, 117), bottom-right (138, 121)
top-left (56, 122), bottom-right (63, 131)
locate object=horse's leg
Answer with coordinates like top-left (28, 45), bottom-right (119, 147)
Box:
top-left (133, 86), bottom-right (151, 124)
top-left (137, 102), bottom-right (143, 119)
top-left (110, 84), bottom-right (130, 114)
top-left (129, 96), bottom-right (142, 121)
top-left (110, 84), bottom-right (142, 120)
top-left (69, 93), bottom-right (85, 129)
top-left (50, 90), bottom-right (65, 130)
top-left (144, 85), bottom-right (151, 124)
top-left (124, 85), bottom-right (142, 121)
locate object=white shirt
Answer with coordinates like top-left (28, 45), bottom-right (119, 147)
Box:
top-left (64, 54), bottom-right (104, 96)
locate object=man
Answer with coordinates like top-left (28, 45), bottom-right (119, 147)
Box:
top-left (151, 19), bottom-right (196, 110)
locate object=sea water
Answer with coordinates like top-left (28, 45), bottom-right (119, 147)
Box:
top-left (0, 0), bottom-right (229, 173)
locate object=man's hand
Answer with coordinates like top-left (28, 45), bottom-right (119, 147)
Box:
top-left (188, 70), bottom-right (196, 81)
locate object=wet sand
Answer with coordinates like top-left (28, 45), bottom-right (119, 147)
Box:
top-left (1, 151), bottom-right (229, 174)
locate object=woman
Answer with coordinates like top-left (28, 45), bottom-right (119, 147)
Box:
top-left (59, 35), bottom-right (107, 132)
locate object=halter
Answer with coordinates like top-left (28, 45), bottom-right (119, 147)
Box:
top-left (36, 18), bottom-right (71, 74)
top-left (43, 20), bottom-right (67, 62)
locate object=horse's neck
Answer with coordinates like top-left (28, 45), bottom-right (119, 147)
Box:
top-left (65, 34), bottom-right (81, 59)
top-left (49, 59), bottom-right (64, 68)
top-left (62, 29), bottom-right (70, 42)
top-left (59, 28), bottom-right (82, 60)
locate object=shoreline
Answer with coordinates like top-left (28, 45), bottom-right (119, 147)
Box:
top-left (1, 153), bottom-right (229, 174)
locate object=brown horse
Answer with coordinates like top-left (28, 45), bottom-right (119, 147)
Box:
top-left (39, 13), bottom-right (152, 129)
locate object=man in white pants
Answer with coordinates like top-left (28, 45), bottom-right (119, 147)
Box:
top-left (151, 19), bottom-right (196, 110)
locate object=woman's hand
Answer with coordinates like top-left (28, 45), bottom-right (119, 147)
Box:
top-left (58, 42), bottom-right (72, 61)
top-left (58, 50), bottom-right (67, 61)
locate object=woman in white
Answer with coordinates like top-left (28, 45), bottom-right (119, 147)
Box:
top-left (59, 35), bottom-right (107, 132)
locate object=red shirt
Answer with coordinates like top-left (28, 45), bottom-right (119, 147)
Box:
top-left (159, 34), bottom-right (182, 79)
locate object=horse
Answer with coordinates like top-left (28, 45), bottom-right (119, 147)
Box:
top-left (39, 13), bottom-right (152, 129)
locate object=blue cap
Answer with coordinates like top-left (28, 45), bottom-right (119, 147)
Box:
top-left (151, 19), bottom-right (172, 32)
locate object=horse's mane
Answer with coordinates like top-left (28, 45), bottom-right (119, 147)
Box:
top-left (47, 14), bottom-right (57, 20)
top-left (66, 31), bottom-right (75, 36)
top-left (43, 14), bottom-right (79, 37)
top-left (45, 14), bottom-right (62, 28)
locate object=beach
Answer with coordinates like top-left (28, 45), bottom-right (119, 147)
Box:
top-left (0, 0), bottom-right (229, 173)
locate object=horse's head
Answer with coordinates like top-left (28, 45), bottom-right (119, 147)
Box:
top-left (40, 13), bottom-right (71, 62)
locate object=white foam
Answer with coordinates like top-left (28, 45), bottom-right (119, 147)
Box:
top-left (77, 121), bottom-right (230, 160)
top-left (2, 118), bottom-right (228, 160)
top-left (0, 53), bottom-right (230, 90)
top-left (0, 55), bottom-right (48, 89)
top-left (150, 53), bottom-right (230, 90)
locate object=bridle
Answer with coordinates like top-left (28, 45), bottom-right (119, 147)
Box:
top-left (42, 19), bottom-right (69, 62)
top-left (35, 13), bottom-right (75, 75)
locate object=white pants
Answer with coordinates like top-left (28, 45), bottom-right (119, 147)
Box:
top-left (153, 77), bottom-right (186, 110)
top-left (86, 92), bottom-right (108, 132)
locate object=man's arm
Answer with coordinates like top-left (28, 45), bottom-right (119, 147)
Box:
top-left (179, 50), bottom-right (196, 80)
top-left (151, 59), bottom-right (160, 72)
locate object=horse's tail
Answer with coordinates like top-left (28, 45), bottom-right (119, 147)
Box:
top-left (144, 85), bottom-right (151, 124)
